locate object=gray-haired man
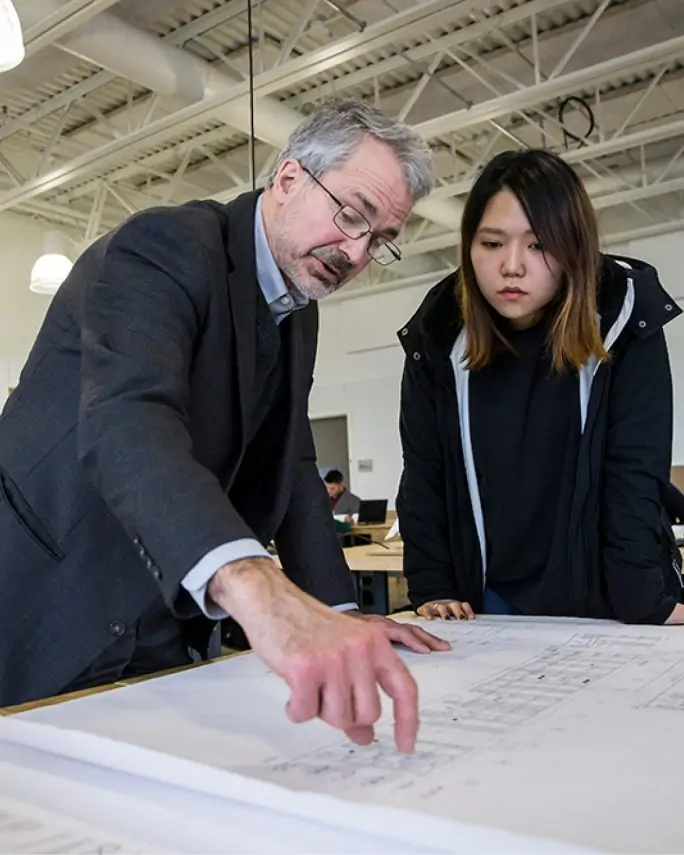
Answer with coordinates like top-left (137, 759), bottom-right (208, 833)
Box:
top-left (0, 99), bottom-right (448, 749)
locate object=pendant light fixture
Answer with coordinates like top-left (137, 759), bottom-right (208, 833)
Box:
top-left (0, 0), bottom-right (24, 73)
top-left (29, 231), bottom-right (73, 295)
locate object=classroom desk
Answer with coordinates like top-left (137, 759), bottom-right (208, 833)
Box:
top-left (347, 510), bottom-right (398, 543)
top-left (347, 522), bottom-right (394, 540)
top-left (343, 543), bottom-right (406, 615)
top-left (270, 544), bottom-right (405, 615)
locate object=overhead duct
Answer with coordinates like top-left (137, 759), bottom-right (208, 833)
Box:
top-left (38, 1), bottom-right (461, 230)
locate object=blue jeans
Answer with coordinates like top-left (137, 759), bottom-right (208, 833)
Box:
top-left (482, 587), bottom-right (520, 615)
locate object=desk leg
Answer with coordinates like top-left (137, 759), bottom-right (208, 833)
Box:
top-left (351, 571), bottom-right (390, 616)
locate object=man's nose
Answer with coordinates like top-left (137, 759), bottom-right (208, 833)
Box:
top-left (340, 236), bottom-right (371, 268)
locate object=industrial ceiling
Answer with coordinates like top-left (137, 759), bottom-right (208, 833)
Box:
top-left (3, 0), bottom-right (684, 295)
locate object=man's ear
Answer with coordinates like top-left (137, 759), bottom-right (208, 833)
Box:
top-left (271, 158), bottom-right (301, 204)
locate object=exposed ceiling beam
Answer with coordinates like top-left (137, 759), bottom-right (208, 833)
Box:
top-left (413, 34), bottom-right (684, 140)
top-left (34, 0), bottom-right (471, 229)
top-left (309, 0), bottom-right (587, 104)
top-left (606, 216), bottom-right (684, 246)
top-left (431, 118), bottom-right (684, 200)
top-left (593, 175), bottom-right (684, 208)
top-left (22, 0), bottom-right (124, 57)
top-left (0, 0), bottom-right (680, 225)
top-left (0, 0), bottom-right (266, 144)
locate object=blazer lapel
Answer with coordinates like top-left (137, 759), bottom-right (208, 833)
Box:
top-left (223, 191), bottom-right (262, 446)
top-left (271, 307), bottom-right (310, 525)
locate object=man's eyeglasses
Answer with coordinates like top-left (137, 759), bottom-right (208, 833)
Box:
top-left (301, 165), bottom-right (402, 267)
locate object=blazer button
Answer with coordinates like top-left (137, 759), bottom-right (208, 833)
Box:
top-left (109, 620), bottom-right (126, 638)
top-left (412, 351), bottom-right (422, 361)
top-left (400, 328), bottom-right (409, 336)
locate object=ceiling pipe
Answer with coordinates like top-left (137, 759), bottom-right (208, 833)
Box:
top-left (38, 0), bottom-right (461, 230)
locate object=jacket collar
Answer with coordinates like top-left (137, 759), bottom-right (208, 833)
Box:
top-left (398, 254), bottom-right (681, 359)
top-left (598, 254), bottom-right (681, 339)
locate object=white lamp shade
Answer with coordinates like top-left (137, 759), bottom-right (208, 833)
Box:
top-left (29, 253), bottom-right (73, 295)
top-left (0, 0), bottom-right (24, 73)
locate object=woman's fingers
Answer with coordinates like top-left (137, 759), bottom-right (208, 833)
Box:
top-left (417, 600), bottom-right (476, 621)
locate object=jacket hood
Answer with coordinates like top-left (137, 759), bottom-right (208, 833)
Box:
top-left (397, 254), bottom-right (682, 359)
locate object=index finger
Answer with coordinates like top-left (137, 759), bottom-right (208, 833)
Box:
top-left (375, 647), bottom-right (419, 753)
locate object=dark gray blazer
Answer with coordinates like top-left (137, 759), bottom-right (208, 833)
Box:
top-left (0, 190), bottom-right (355, 707)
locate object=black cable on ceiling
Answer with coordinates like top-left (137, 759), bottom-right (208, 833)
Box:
top-left (246, 0), bottom-right (256, 190)
top-left (558, 95), bottom-right (596, 149)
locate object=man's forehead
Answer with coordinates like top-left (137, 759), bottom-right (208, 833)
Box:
top-left (350, 190), bottom-right (377, 218)
top-left (339, 183), bottom-right (406, 238)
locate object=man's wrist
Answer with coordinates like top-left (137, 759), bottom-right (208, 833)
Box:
top-left (207, 556), bottom-right (282, 615)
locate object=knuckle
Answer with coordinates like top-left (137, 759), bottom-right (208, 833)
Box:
top-left (345, 636), bottom-right (370, 659)
top-left (325, 648), bottom-right (346, 672)
top-left (289, 655), bottom-right (318, 683)
top-left (369, 625), bottom-right (391, 649)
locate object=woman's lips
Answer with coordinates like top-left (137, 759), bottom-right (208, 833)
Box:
top-left (498, 286), bottom-right (527, 301)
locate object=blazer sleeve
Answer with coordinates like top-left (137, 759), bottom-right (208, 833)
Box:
top-left (397, 355), bottom-right (463, 607)
top-left (77, 208), bottom-right (260, 611)
top-left (273, 419), bottom-right (357, 608)
top-left (601, 329), bottom-right (678, 624)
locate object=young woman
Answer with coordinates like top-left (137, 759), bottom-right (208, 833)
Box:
top-left (397, 148), bottom-right (683, 624)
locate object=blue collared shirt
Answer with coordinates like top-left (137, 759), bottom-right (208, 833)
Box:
top-left (254, 195), bottom-right (309, 324)
top-left (181, 196), bottom-right (356, 617)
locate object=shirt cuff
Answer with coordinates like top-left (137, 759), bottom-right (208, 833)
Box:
top-left (334, 602), bottom-right (360, 612)
top-left (181, 539), bottom-right (270, 619)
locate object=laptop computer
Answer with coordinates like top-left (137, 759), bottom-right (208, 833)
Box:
top-left (356, 499), bottom-right (388, 524)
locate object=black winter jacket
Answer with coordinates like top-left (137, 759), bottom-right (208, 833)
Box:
top-left (397, 255), bottom-right (682, 624)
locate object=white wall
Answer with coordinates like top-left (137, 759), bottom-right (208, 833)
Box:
top-left (0, 212), bottom-right (54, 409)
top-left (312, 283), bottom-right (430, 505)
top-left (312, 235), bottom-right (684, 505)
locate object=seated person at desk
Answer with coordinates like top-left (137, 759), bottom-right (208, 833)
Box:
top-left (0, 99), bottom-right (448, 750)
top-left (397, 148), bottom-right (684, 626)
top-left (324, 468), bottom-right (361, 517)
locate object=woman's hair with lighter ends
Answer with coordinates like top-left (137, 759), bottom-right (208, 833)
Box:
top-left (459, 148), bottom-right (607, 373)
top-left (267, 98), bottom-right (434, 202)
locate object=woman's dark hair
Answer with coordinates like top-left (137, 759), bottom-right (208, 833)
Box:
top-left (458, 148), bottom-right (607, 372)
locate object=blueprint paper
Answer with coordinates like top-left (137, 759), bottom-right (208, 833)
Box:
top-left (0, 787), bottom-right (163, 854)
top-left (12, 615), bottom-right (684, 852)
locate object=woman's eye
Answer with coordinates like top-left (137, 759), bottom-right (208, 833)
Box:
top-left (530, 242), bottom-right (545, 252)
top-left (481, 240), bottom-right (501, 249)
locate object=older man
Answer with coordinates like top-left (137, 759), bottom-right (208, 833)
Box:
top-left (0, 99), bottom-right (448, 751)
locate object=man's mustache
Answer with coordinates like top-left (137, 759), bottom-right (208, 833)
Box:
top-left (310, 247), bottom-right (353, 279)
